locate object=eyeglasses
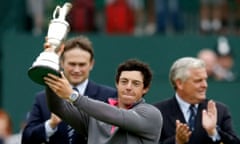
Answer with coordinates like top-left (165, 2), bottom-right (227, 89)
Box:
top-left (119, 78), bottom-right (143, 88)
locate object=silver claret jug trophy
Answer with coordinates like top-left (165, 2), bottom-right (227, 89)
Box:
top-left (28, 2), bottom-right (72, 85)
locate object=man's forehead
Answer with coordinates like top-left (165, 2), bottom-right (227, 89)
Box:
top-left (120, 71), bottom-right (143, 80)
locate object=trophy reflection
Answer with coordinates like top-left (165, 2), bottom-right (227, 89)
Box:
top-left (28, 2), bottom-right (72, 85)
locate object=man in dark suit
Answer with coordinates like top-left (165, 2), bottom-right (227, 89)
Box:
top-left (154, 57), bottom-right (240, 144)
top-left (22, 35), bottom-right (117, 144)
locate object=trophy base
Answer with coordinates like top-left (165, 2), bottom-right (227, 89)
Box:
top-left (28, 65), bottom-right (61, 86)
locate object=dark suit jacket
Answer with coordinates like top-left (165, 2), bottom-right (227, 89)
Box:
top-left (154, 96), bottom-right (240, 144)
top-left (22, 80), bottom-right (117, 144)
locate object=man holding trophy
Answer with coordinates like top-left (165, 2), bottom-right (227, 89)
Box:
top-left (23, 2), bottom-right (117, 144)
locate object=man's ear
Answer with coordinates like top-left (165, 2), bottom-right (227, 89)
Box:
top-left (89, 59), bottom-right (95, 71)
top-left (175, 79), bottom-right (183, 90)
top-left (142, 87), bottom-right (149, 96)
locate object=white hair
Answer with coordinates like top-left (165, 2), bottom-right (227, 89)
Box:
top-left (169, 57), bottom-right (205, 89)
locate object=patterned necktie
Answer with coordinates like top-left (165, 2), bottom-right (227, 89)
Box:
top-left (188, 104), bottom-right (196, 131)
top-left (67, 87), bottom-right (79, 144)
top-left (67, 125), bottom-right (74, 144)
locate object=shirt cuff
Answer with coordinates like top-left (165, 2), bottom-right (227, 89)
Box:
top-left (45, 120), bottom-right (58, 141)
top-left (209, 130), bottom-right (221, 142)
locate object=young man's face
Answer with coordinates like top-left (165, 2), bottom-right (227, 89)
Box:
top-left (60, 48), bottom-right (94, 86)
top-left (116, 71), bottom-right (148, 109)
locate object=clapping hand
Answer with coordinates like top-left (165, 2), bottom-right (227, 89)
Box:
top-left (49, 113), bottom-right (62, 129)
top-left (175, 120), bottom-right (192, 144)
top-left (202, 100), bottom-right (217, 136)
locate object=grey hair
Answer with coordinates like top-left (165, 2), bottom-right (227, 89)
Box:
top-left (169, 57), bottom-right (205, 90)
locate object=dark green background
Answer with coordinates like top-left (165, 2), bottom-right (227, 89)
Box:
top-left (1, 32), bottom-right (240, 135)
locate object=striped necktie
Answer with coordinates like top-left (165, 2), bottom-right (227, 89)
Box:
top-left (188, 104), bottom-right (196, 131)
top-left (67, 125), bottom-right (74, 144)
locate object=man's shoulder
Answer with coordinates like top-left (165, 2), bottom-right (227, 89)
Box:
top-left (203, 99), bottom-right (228, 109)
top-left (34, 90), bottom-right (47, 102)
top-left (136, 100), bottom-right (162, 113)
top-left (136, 102), bottom-right (163, 123)
top-left (35, 90), bottom-right (46, 97)
top-left (215, 100), bottom-right (229, 111)
top-left (87, 80), bottom-right (117, 100)
top-left (153, 97), bottom-right (175, 108)
top-left (142, 102), bottom-right (163, 112)
top-left (88, 80), bottom-right (116, 92)
top-left (99, 84), bottom-right (116, 92)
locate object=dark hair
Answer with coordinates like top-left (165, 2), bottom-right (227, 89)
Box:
top-left (60, 35), bottom-right (94, 61)
top-left (115, 59), bottom-right (152, 89)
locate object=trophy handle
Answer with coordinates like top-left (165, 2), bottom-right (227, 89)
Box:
top-left (53, 6), bottom-right (61, 19)
top-left (53, 3), bottom-right (72, 20)
top-left (59, 3), bottom-right (72, 20)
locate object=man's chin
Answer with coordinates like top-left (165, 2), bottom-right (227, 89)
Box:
top-left (70, 80), bottom-right (82, 85)
top-left (198, 95), bottom-right (206, 101)
top-left (122, 99), bottom-right (135, 106)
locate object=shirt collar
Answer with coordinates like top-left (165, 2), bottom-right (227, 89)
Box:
top-left (108, 98), bottom-right (118, 106)
top-left (72, 79), bottom-right (88, 95)
top-left (175, 93), bottom-right (190, 116)
top-left (175, 93), bottom-right (198, 120)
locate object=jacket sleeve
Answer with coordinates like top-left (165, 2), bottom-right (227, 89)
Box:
top-left (72, 95), bottom-right (163, 139)
top-left (22, 92), bottom-right (48, 144)
top-left (45, 87), bottom-right (89, 136)
top-left (216, 103), bottom-right (240, 144)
